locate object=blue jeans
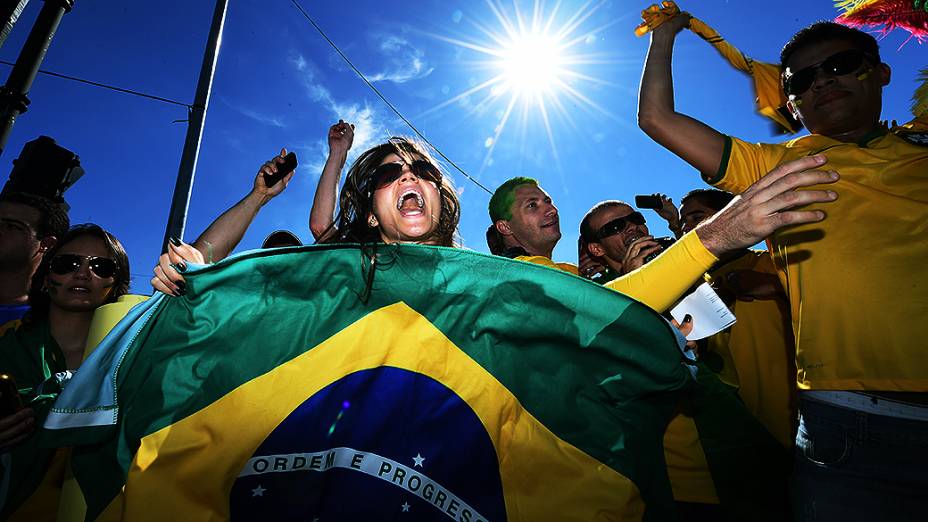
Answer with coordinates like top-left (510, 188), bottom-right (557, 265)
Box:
top-left (792, 395), bottom-right (928, 521)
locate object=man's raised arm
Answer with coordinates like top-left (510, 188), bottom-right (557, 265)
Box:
top-left (637, 13), bottom-right (727, 177)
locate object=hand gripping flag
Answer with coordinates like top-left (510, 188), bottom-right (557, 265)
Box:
top-left (42, 244), bottom-right (698, 521)
top-left (636, 1), bottom-right (802, 134)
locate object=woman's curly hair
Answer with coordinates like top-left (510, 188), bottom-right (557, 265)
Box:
top-left (320, 137), bottom-right (460, 247)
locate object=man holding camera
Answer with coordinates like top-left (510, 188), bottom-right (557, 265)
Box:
top-left (639, 14), bottom-right (928, 518)
top-left (578, 195), bottom-right (681, 279)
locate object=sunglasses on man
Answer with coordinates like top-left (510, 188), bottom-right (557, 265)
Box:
top-left (370, 160), bottom-right (442, 192)
top-left (595, 211), bottom-right (646, 241)
top-left (49, 254), bottom-right (118, 279)
top-left (782, 49), bottom-right (875, 97)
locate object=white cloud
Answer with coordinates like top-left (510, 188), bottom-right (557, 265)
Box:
top-left (290, 54), bottom-right (307, 72)
top-left (289, 53), bottom-right (392, 173)
top-left (219, 97), bottom-right (285, 128)
top-left (333, 102), bottom-right (381, 158)
top-left (366, 36), bottom-right (434, 84)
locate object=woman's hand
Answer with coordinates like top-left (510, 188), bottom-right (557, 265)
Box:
top-left (327, 120), bottom-right (355, 156)
top-left (151, 238), bottom-right (205, 296)
top-left (252, 148), bottom-right (296, 202)
top-left (0, 408), bottom-right (34, 452)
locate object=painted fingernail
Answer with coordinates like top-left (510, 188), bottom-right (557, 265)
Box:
top-left (175, 287), bottom-right (187, 296)
top-left (683, 314), bottom-right (692, 324)
top-left (169, 236), bottom-right (182, 247)
top-left (176, 262), bottom-right (187, 272)
top-left (828, 190), bottom-right (838, 199)
top-left (175, 280), bottom-right (187, 291)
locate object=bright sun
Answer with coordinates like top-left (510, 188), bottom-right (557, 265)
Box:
top-left (424, 0), bottom-right (613, 171)
top-left (498, 32), bottom-right (564, 96)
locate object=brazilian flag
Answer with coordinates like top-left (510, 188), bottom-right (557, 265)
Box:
top-left (43, 244), bottom-right (695, 521)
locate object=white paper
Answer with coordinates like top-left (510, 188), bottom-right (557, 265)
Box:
top-left (670, 282), bottom-right (736, 340)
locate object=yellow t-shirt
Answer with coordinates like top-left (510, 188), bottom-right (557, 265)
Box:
top-left (705, 251), bottom-right (796, 448)
top-left (712, 131), bottom-right (928, 391)
top-left (517, 231), bottom-right (718, 313)
top-left (663, 412), bottom-right (719, 504)
top-left (663, 251), bottom-right (796, 504)
top-left (515, 255), bottom-right (580, 275)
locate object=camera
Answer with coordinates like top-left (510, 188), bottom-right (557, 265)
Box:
top-left (635, 194), bottom-right (663, 210)
top-left (1, 136), bottom-right (83, 202)
top-left (643, 236), bottom-right (676, 264)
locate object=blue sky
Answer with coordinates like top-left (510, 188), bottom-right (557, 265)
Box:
top-left (1, 0), bottom-right (923, 292)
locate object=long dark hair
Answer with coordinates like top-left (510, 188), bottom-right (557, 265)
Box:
top-left (27, 223), bottom-right (130, 320)
top-left (321, 137), bottom-right (461, 247)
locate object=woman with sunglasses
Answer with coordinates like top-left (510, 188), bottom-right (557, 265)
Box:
top-left (0, 224), bottom-right (129, 516)
top-left (151, 137), bottom-right (460, 296)
top-left (319, 136), bottom-right (459, 246)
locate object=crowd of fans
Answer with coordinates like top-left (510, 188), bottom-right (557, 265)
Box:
top-left (0, 15), bottom-right (926, 522)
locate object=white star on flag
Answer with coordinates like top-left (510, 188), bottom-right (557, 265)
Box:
top-left (412, 453), bottom-right (425, 467)
top-left (251, 485), bottom-right (266, 497)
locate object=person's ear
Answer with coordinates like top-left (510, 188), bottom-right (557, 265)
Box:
top-left (495, 220), bottom-right (513, 237)
top-left (877, 63), bottom-right (891, 87)
top-left (587, 241), bottom-right (605, 257)
top-left (38, 236), bottom-right (56, 254)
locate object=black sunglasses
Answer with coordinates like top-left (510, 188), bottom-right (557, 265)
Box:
top-left (596, 211), bottom-right (646, 240)
top-left (783, 49), bottom-right (873, 97)
top-left (49, 254), bottom-right (118, 279)
top-left (370, 160), bottom-right (442, 191)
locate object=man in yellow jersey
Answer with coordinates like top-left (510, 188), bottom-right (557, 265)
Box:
top-left (680, 188), bottom-right (796, 449)
top-left (659, 188), bottom-right (797, 520)
top-left (639, 16), bottom-right (928, 520)
top-left (488, 161), bottom-right (838, 314)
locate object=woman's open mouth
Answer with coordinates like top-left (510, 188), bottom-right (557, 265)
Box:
top-left (396, 188), bottom-right (425, 217)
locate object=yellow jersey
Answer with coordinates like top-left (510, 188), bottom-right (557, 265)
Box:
top-left (663, 412), bottom-right (719, 504)
top-left (711, 131), bottom-right (928, 391)
top-left (663, 251), bottom-right (796, 503)
top-left (704, 251), bottom-right (796, 448)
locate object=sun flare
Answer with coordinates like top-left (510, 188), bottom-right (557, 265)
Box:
top-left (425, 1), bottom-right (614, 171)
top-left (498, 32), bottom-right (565, 96)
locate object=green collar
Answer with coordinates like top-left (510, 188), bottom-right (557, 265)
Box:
top-left (856, 126), bottom-right (888, 148)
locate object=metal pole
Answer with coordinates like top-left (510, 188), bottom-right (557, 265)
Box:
top-left (161, 0), bottom-right (228, 252)
top-left (0, 0), bottom-right (32, 50)
top-left (0, 0), bottom-right (72, 155)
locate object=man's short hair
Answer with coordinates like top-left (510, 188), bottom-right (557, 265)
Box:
top-left (681, 188), bottom-right (735, 212)
top-left (0, 191), bottom-right (69, 239)
top-left (488, 177), bottom-right (538, 222)
top-left (780, 21), bottom-right (881, 69)
top-left (579, 200), bottom-right (630, 242)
